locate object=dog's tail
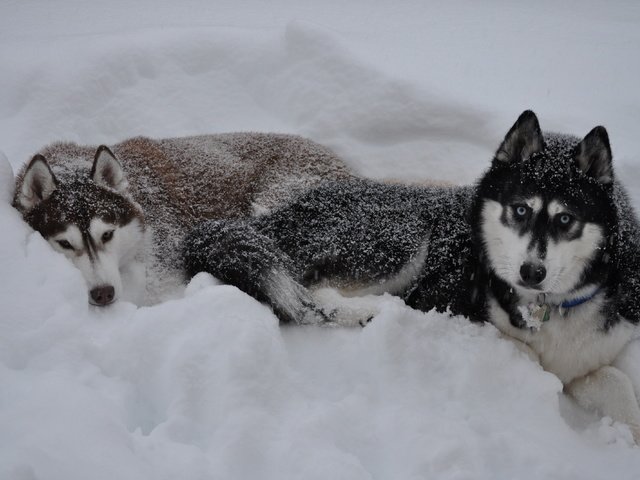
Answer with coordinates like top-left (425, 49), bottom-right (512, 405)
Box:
top-left (183, 219), bottom-right (331, 325)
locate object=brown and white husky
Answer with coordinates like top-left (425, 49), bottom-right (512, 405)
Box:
top-left (13, 133), bottom-right (351, 305)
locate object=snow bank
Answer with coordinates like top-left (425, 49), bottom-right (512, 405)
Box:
top-left (0, 20), bottom-right (494, 187)
top-left (2, 1), bottom-right (640, 478)
top-left (2, 253), bottom-right (639, 479)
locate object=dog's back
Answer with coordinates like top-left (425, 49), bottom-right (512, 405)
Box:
top-left (40, 133), bottom-right (350, 254)
top-left (184, 179), bottom-right (475, 323)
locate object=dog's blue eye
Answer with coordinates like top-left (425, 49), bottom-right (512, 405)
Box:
top-left (514, 205), bottom-right (528, 218)
top-left (558, 214), bottom-right (573, 225)
top-left (102, 230), bottom-right (114, 243)
top-left (57, 240), bottom-right (74, 250)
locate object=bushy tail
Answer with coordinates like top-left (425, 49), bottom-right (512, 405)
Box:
top-left (183, 220), bottom-right (330, 324)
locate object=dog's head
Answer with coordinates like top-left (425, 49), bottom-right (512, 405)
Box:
top-left (475, 110), bottom-right (616, 298)
top-left (13, 146), bottom-right (145, 306)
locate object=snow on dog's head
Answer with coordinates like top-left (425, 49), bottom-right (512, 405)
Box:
top-left (475, 110), bottom-right (616, 298)
top-left (13, 146), bottom-right (145, 306)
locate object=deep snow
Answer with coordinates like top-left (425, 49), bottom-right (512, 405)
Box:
top-left (2, 1), bottom-right (640, 479)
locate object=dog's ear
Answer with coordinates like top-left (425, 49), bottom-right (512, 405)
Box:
top-left (15, 154), bottom-right (58, 211)
top-left (574, 126), bottom-right (613, 184)
top-left (91, 146), bottom-right (128, 192)
top-left (494, 110), bottom-right (544, 164)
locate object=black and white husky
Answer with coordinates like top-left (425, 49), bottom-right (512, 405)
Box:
top-left (13, 134), bottom-right (351, 305)
top-left (184, 111), bottom-right (640, 441)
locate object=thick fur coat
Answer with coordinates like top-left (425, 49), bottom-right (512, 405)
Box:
top-left (184, 111), bottom-right (640, 440)
top-left (14, 133), bottom-right (351, 304)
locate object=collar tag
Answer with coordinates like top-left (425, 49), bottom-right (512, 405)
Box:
top-left (531, 303), bottom-right (551, 324)
top-left (518, 302), bottom-right (550, 331)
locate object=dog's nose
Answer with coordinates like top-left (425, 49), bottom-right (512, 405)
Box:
top-left (90, 285), bottom-right (115, 306)
top-left (519, 262), bottom-right (546, 286)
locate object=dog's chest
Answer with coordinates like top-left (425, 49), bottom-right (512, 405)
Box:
top-left (489, 298), bottom-right (634, 383)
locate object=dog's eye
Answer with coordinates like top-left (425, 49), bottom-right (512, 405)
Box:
top-left (513, 205), bottom-right (529, 219)
top-left (57, 240), bottom-right (74, 250)
top-left (557, 214), bottom-right (574, 226)
top-left (102, 230), bottom-right (114, 243)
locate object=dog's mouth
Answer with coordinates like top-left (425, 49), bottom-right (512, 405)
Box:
top-left (89, 299), bottom-right (116, 307)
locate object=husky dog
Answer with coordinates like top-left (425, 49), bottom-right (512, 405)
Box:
top-left (13, 134), bottom-right (351, 305)
top-left (184, 111), bottom-right (640, 440)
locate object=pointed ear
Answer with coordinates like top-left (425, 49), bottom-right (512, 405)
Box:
top-left (91, 146), bottom-right (128, 192)
top-left (16, 154), bottom-right (58, 211)
top-left (573, 126), bottom-right (613, 184)
top-left (494, 110), bottom-right (545, 164)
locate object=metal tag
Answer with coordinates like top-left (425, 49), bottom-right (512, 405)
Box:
top-left (519, 302), bottom-right (550, 331)
top-left (530, 303), bottom-right (551, 323)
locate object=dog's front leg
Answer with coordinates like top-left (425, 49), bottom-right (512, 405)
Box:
top-left (566, 366), bottom-right (640, 442)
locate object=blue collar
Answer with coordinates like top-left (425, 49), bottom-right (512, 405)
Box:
top-left (559, 287), bottom-right (602, 310)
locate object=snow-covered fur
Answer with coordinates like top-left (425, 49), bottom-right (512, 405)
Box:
top-left (184, 111), bottom-right (640, 440)
top-left (13, 134), bottom-right (352, 304)
top-left (185, 180), bottom-right (476, 323)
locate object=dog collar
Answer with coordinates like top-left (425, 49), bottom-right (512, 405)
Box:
top-left (521, 287), bottom-right (601, 330)
top-left (558, 287), bottom-right (602, 310)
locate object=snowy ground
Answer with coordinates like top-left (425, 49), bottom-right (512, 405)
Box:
top-left (2, 1), bottom-right (640, 479)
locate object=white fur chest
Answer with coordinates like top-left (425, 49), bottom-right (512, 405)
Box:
top-left (489, 295), bottom-right (636, 384)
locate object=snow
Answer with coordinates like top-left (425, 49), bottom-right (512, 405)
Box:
top-left (2, 1), bottom-right (640, 478)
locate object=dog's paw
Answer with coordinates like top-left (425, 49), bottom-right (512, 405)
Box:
top-left (299, 305), bottom-right (374, 328)
top-left (359, 315), bottom-right (375, 327)
top-left (298, 302), bottom-right (338, 326)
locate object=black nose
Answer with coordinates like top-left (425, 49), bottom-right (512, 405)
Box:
top-left (519, 263), bottom-right (546, 286)
top-left (90, 285), bottom-right (115, 306)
